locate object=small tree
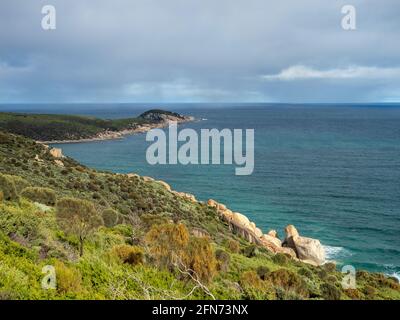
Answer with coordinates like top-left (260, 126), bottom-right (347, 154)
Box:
top-left (56, 197), bottom-right (103, 256)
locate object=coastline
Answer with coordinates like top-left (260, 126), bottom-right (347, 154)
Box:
top-left (37, 116), bottom-right (195, 144)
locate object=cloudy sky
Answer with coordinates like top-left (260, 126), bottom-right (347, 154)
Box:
top-left (0, 0), bottom-right (399, 103)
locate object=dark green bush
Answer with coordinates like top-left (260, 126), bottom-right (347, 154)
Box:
top-left (0, 173), bottom-right (18, 201)
top-left (272, 253), bottom-right (289, 265)
top-left (323, 262), bottom-right (337, 273)
top-left (320, 283), bottom-right (341, 300)
top-left (243, 244), bottom-right (258, 258)
top-left (21, 187), bottom-right (57, 206)
top-left (215, 249), bottom-right (230, 272)
top-left (269, 269), bottom-right (309, 298)
top-left (256, 266), bottom-right (270, 280)
top-left (102, 208), bottom-right (120, 227)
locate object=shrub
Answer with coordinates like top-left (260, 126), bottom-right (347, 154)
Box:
top-left (362, 285), bottom-right (377, 297)
top-left (186, 237), bottom-right (217, 283)
top-left (240, 270), bottom-right (275, 300)
top-left (326, 275), bottom-right (338, 284)
top-left (215, 249), bottom-right (230, 272)
top-left (55, 261), bottom-right (82, 294)
top-left (102, 208), bottom-right (120, 227)
top-left (0, 131), bottom-right (12, 144)
top-left (320, 283), bottom-right (341, 300)
top-left (240, 270), bottom-right (265, 290)
top-left (0, 173), bottom-right (18, 201)
top-left (0, 191), bottom-right (3, 202)
top-left (145, 223), bottom-right (190, 269)
top-left (56, 197), bottom-right (103, 256)
top-left (269, 269), bottom-right (309, 298)
top-left (111, 244), bottom-right (144, 265)
top-left (226, 239), bottom-right (240, 253)
top-left (243, 244), bottom-right (258, 258)
top-left (298, 267), bottom-right (313, 279)
top-left (323, 262), bottom-right (337, 273)
top-left (256, 266), bottom-right (270, 280)
top-left (344, 288), bottom-right (363, 300)
top-left (317, 268), bottom-right (328, 280)
top-left (21, 187), bottom-right (57, 206)
top-left (272, 253), bottom-right (289, 265)
top-left (6, 175), bottom-right (31, 193)
top-left (141, 214), bottom-right (171, 229)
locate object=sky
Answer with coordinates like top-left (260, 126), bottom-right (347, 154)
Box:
top-left (0, 0), bottom-right (400, 103)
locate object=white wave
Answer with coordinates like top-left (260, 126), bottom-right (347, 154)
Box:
top-left (384, 264), bottom-right (400, 283)
top-left (323, 245), bottom-right (351, 260)
top-left (389, 272), bottom-right (400, 283)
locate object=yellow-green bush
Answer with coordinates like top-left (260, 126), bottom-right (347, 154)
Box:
top-left (145, 223), bottom-right (189, 268)
top-left (5, 175), bottom-right (31, 194)
top-left (240, 270), bottom-right (275, 300)
top-left (186, 237), bottom-right (217, 283)
top-left (21, 187), bottom-right (56, 206)
top-left (55, 261), bottom-right (83, 294)
top-left (111, 244), bottom-right (144, 265)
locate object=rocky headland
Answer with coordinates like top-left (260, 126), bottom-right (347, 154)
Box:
top-left (39, 110), bottom-right (194, 144)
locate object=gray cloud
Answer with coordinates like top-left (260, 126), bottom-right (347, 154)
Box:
top-left (0, 0), bottom-right (399, 103)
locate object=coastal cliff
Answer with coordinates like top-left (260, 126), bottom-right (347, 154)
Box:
top-left (0, 128), bottom-right (399, 300)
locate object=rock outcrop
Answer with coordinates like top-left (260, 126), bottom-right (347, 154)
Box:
top-left (54, 159), bottom-right (64, 167)
top-left (173, 191), bottom-right (197, 203)
top-left (156, 180), bottom-right (171, 191)
top-left (49, 148), bottom-right (63, 158)
top-left (142, 176), bottom-right (154, 182)
top-left (127, 173), bottom-right (140, 179)
top-left (207, 199), bottom-right (325, 266)
top-left (124, 170), bottom-right (326, 266)
top-left (283, 225), bottom-right (325, 266)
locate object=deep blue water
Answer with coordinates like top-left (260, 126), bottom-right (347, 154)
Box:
top-left (1, 103), bottom-right (400, 278)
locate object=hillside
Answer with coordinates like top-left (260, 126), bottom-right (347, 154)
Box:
top-left (0, 130), bottom-right (399, 300)
top-left (0, 110), bottom-right (191, 142)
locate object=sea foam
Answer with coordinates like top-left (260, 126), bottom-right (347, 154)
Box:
top-left (323, 245), bottom-right (351, 261)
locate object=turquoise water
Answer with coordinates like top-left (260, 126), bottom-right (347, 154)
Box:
top-left (2, 103), bottom-right (400, 277)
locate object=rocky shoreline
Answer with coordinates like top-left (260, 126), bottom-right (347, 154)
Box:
top-left (38, 114), bottom-right (194, 144)
top-left (138, 177), bottom-right (327, 266)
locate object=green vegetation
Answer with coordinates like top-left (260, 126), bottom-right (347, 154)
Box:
top-left (21, 187), bottom-right (56, 206)
top-left (56, 197), bottom-right (103, 256)
top-left (0, 130), bottom-right (399, 300)
top-left (0, 109), bottom-right (181, 142)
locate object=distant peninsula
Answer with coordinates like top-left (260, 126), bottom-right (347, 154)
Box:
top-left (0, 109), bottom-right (194, 143)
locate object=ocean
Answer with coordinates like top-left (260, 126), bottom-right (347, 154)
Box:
top-left (2, 103), bottom-right (400, 279)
